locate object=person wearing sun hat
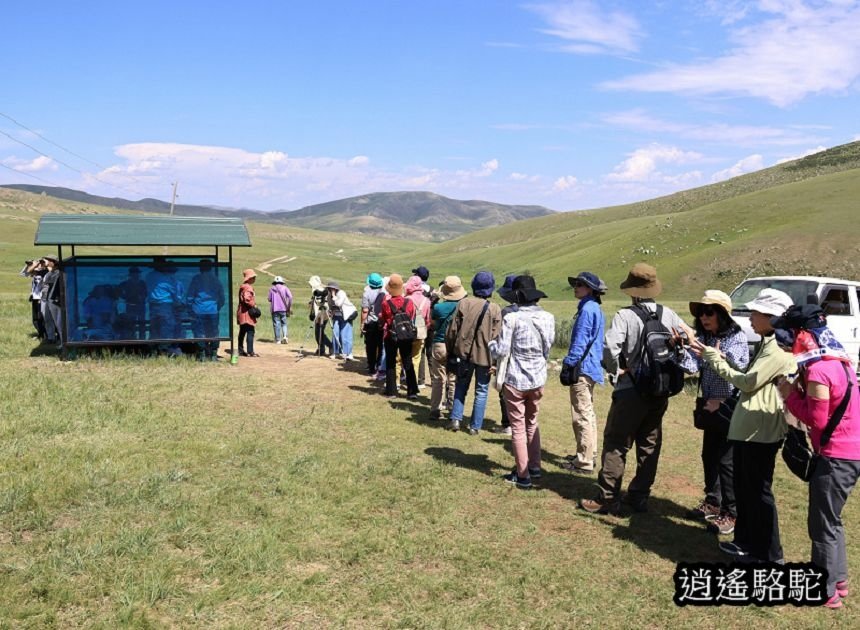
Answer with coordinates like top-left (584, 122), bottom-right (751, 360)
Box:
top-left (378, 274), bottom-right (420, 399)
top-left (561, 272), bottom-right (607, 475)
top-left (361, 272), bottom-right (386, 375)
top-left (688, 287), bottom-right (795, 564)
top-left (445, 271), bottom-right (502, 434)
top-left (326, 280), bottom-right (358, 360)
top-left (308, 275), bottom-right (333, 357)
top-left (773, 304), bottom-right (860, 608)
top-left (236, 268), bottom-right (260, 357)
top-left (491, 274), bottom-right (520, 435)
top-left (428, 275), bottom-right (467, 420)
top-left (268, 275), bottom-right (293, 344)
top-left (489, 275), bottom-right (555, 489)
top-left (580, 263), bottom-right (687, 515)
top-left (676, 290), bottom-right (750, 536)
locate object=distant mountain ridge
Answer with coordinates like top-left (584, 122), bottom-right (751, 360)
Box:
top-left (0, 185), bottom-right (553, 241)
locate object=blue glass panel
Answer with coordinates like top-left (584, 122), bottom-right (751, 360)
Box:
top-left (63, 257), bottom-right (230, 343)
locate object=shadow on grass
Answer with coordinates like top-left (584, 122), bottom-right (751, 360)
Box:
top-left (424, 446), bottom-right (499, 478)
top-left (336, 358), bottom-right (374, 375)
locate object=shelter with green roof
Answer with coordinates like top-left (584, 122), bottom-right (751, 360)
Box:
top-left (34, 214), bottom-right (252, 358)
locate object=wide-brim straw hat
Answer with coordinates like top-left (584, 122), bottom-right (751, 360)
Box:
top-left (387, 273), bottom-right (405, 297)
top-left (689, 289), bottom-right (732, 318)
top-left (620, 263), bottom-right (661, 298)
top-left (242, 268), bottom-right (257, 282)
top-left (440, 275), bottom-right (466, 300)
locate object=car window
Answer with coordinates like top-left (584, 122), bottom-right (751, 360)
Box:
top-left (730, 279), bottom-right (818, 313)
top-left (821, 286), bottom-right (852, 316)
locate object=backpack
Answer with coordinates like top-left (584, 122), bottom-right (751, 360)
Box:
top-left (627, 304), bottom-right (684, 398)
top-left (390, 299), bottom-right (417, 342)
top-left (414, 297), bottom-right (429, 340)
top-left (364, 292), bottom-right (385, 333)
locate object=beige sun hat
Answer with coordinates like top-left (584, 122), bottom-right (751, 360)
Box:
top-left (440, 275), bottom-right (467, 301)
top-left (689, 290), bottom-right (733, 318)
top-left (619, 263), bottom-right (662, 298)
top-left (744, 288), bottom-right (793, 317)
top-left (242, 268), bottom-right (257, 282)
top-left (387, 273), bottom-right (405, 297)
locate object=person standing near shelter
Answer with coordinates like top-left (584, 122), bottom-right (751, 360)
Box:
top-left (187, 259), bottom-right (225, 361)
top-left (326, 281), bottom-right (357, 360)
top-left (40, 255), bottom-right (64, 346)
top-left (21, 258), bottom-right (47, 339)
top-left (429, 276), bottom-right (465, 420)
top-left (580, 263), bottom-right (686, 515)
top-left (490, 276), bottom-right (555, 489)
top-left (237, 268), bottom-right (260, 357)
top-left (308, 276), bottom-right (332, 357)
top-left (378, 274), bottom-right (419, 399)
top-left (562, 272), bottom-right (607, 475)
top-left (361, 273), bottom-right (385, 375)
top-left (268, 276), bottom-right (293, 344)
top-left (446, 271), bottom-right (502, 434)
top-left (692, 289), bottom-right (794, 564)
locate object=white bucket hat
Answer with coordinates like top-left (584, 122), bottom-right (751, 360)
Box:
top-left (744, 288), bottom-right (793, 316)
top-left (273, 276), bottom-right (285, 284)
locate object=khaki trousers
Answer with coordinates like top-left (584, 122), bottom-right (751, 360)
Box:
top-left (569, 375), bottom-right (597, 469)
top-left (429, 342), bottom-right (455, 413)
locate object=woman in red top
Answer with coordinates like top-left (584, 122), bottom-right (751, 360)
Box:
top-left (236, 268), bottom-right (260, 357)
top-left (378, 273), bottom-right (419, 399)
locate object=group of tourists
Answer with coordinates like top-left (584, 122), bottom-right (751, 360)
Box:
top-left (20, 256), bottom-right (63, 346)
top-left (296, 261), bottom-right (860, 610)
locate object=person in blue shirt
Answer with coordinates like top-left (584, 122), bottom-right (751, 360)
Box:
top-left (562, 272), bottom-right (606, 475)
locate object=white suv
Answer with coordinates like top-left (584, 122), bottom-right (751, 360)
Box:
top-left (730, 276), bottom-right (860, 372)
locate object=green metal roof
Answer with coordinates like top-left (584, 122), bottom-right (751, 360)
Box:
top-left (34, 214), bottom-right (252, 247)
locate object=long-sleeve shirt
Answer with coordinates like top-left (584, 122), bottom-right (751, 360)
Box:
top-left (786, 360), bottom-right (860, 459)
top-left (268, 284), bottom-right (293, 313)
top-left (379, 295), bottom-right (416, 341)
top-left (679, 329), bottom-right (750, 399)
top-left (489, 305), bottom-right (555, 391)
top-left (563, 296), bottom-right (605, 385)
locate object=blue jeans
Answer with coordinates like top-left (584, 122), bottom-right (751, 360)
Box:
top-left (332, 316), bottom-right (353, 356)
top-left (450, 363), bottom-right (491, 431)
top-left (272, 311), bottom-right (288, 341)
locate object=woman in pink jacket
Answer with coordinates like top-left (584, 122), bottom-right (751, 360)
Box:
top-left (775, 305), bottom-right (860, 609)
top-left (405, 275), bottom-right (432, 382)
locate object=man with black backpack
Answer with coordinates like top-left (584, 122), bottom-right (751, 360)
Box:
top-left (580, 263), bottom-right (687, 515)
top-left (378, 274), bottom-right (420, 400)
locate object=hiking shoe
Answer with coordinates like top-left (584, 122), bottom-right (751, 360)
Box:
top-left (345, 354), bottom-right (355, 361)
top-left (561, 461), bottom-right (594, 475)
top-left (718, 541), bottom-right (750, 558)
top-left (837, 580), bottom-right (849, 598)
top-left (825, 593), bottom-right (843, 609)
top-left (467, 428), bottom-right (479, 436)
top-left (407, 394), bottom-right (418, 401)
top-left (686, 499), bottom-right (721, 521)
top-left (624, 494), bottom-right (649, 513)
top-left (579, 497), bottom-right (621, 515)
top-left (447, 420), bottom-right (461, 432)
top-left (429, 410), bottom-right (441, 420)
top-left (493, 426), bottom-right (512, 435)
top-left (528, 467), bottom-right (542, 479)
top-left (502, 471), bottom-right (532, 490)
top-left (708, 513), bottom-right (736, 536)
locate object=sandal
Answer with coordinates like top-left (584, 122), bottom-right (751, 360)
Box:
top-left (238, 350), bottom-right (248, 357)
top-left (249, 353), bottom-right (261, 357)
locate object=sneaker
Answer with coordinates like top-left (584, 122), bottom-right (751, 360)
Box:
top-left (502, 471), bottom-right (532, 490)
top-left (375, 372), bottom-right (386, 382)
top-left (329, 354), bottom-right (338, 360)
top-left (579, 497), bottom-right (621, 515)
top-left (561, 461), bottom-right (594, 475)
top-left (467, 428), bottom-right (479, 436)
top-left (386, 394), bottom-right (398, 400)
top-left (825, 593), bottom-right (843, 609)
top-left (686, 499), bottom-right (721, 521)
top-left (708, 513), bottom-right (736, 536)
top-left (718, 541), bottom-right (750, 558)
top-left (345, 354), bottom-right (355, 361)
top-left (837, 580), bottom-right (849, 598)
top-left (447, 420), bottom-right (461, 432)
top-left (493, 426), bottom-right (512, 435)
top-left (407, 394), bottom-right (418, 401)
top-left (528, 467), bottom-right (542, 479)
top-left (429, 410), bottom-right (441, 420)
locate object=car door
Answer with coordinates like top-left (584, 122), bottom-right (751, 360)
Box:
top-left (819, 284), bottom-right (860, 372)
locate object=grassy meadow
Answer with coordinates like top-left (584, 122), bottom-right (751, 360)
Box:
top-left (2, 187), bottom-right (860, 628)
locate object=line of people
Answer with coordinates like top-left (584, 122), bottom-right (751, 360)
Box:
top-left (298, 261), bottom-right (860, 610)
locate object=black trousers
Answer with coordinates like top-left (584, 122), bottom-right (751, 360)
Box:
top-left (702, 427), bottom-right (736, 516)
top-left (384, 337), bottom-right (418, 397)
top-left (238, 323), bottom-right (255, 354)
top-left (732, 440), bottom-right (783, 562)
top-left (314, 322), bottom-right (332, 356)
top-left (364, 327), bottom-right (383, 373)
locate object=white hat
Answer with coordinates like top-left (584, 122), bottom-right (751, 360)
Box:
top-left (744, 288), bottom-right (793, 316)
top-left (273, 276), bottom-right (285, 284)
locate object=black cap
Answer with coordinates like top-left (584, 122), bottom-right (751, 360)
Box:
top-left (412, 266), bottom-right (430, 281)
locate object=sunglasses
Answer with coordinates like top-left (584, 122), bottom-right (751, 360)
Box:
top-left (698, 307), bottom-right (717, 317)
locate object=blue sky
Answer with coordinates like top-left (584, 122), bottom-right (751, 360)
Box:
top-left (1, 0), bottom-right (859, 212)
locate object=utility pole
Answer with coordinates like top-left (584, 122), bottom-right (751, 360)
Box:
top-left (169, 181), bottom-right (179, 216)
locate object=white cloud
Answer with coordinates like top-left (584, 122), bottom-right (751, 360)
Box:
top-left (2, 155), bottom-right (57, 172)
top-left (603, 1), bottom-right (860, 106)
top-left (852, 133), bottom-right (860, 141)
top-left (477, 158), bottom-right (499, 176)
top-left (605, 144), bottom-right (703, 182)
top-left (510, 172), bottom-right (541, 183)
top-left (553, 175), bottom-right (578, 191)
top-left (526, 1), bottom-right (642, 55)
top-left (711, 154), bottom-right (764, 182)
top-left (602, 109), bottom-right (827, 146)
top-left (348, 155), bottom-right (369, 167)
top-left (775, 145), bottom-right (827, 164)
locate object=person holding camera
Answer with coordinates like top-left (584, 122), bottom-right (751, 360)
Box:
top-left (774, 305), bottom-right (860, 609)
top-left (237, 268), bottom-right (260, 357)
top-left (326, 281), bottom-right (357, 361)
top-left (677, 291), bottom-right (749, 536)
top-left (21, 258), bottom-right (48, 339)
top-left (561, 272), bottom-right (606, 475)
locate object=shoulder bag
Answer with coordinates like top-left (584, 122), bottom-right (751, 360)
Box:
top-left (448, 301), bottom-right (489, 379)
